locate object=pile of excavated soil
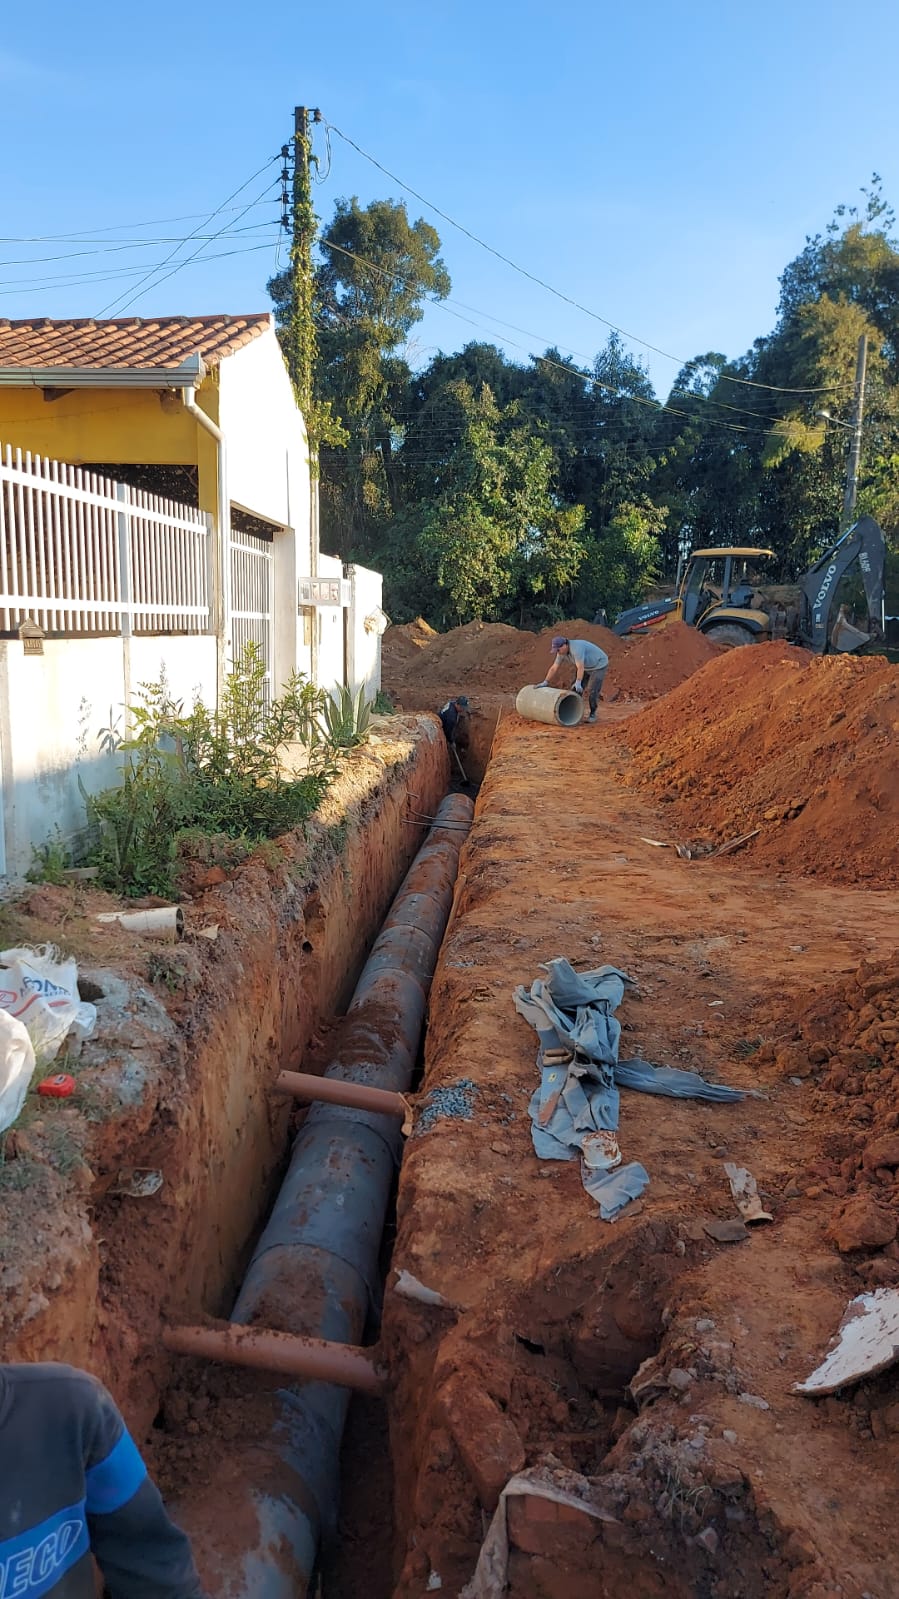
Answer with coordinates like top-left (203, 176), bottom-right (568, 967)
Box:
top-left (382, 618), bottom-right (722, 701)
top-left (619, 643), bottom-right (899, 885)
top-left (762, 953), bottom-right (899, 1282)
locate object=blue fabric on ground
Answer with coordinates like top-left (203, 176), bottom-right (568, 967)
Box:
top-left (581, 1161), bottom-right (650, 1220)
top-left (514, 957), bottom-right (744, 1219)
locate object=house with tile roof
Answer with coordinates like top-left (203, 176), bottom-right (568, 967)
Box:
top-left (0, 315), bottom-right (384, 875)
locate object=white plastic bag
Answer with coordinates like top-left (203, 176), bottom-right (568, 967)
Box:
top-left (0, 945), bottom-right (97, 1068)
top-left (0, 1008), bottom-right (36, 1133)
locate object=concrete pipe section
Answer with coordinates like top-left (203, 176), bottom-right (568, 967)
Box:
top-left (515, 683), bottom-right (584, 726)
top-left (174, 791), bottom-right (474, 1598)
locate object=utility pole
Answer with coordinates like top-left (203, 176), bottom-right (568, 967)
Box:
top-left (290, 105), bottom-right (321, 681)
top-left (842, 332), bottom-right (868, 529)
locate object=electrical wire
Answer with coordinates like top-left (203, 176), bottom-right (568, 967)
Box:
top-left (0, 241), bottom-right (282, 298)
top-left (98, 157), bottom-right (280, 316)
top-left (325, 120), bottom-right (849, 398)
top-left (0, 205), bottom-right (284, 243)
top-left (319, 238), bottom-right (790, 439)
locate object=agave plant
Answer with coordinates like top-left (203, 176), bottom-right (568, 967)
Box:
top-left (321, 684), bottom-right (373, 749)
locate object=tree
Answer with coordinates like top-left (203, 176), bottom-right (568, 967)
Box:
top-left (402, 382), bottom-right (587, 625)
top-left (269, 196), bottom-right (450, 551)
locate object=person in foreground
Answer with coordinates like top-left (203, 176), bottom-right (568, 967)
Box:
top-left (0, 1360), bottom-right (205, 1598)
top-left (538, 635), bottom-right (609, 722)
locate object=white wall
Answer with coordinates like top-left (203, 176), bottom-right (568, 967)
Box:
top-left (217, 323), bottom-right (310, 544)
top-left (0, 635), bottom-right (217, 878)
top-left (218, 322), bottom-right (312, 695)
top-left (317, 553), bottom-right (346, 698)
top-left (345, 564), bottom-right (384, 702)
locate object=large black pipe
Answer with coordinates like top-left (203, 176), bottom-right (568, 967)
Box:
top-left (175, 792), bottom-right (473, 1597)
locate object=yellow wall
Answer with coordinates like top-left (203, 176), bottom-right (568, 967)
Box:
top-left (0, 376), bottom-right (222, 518)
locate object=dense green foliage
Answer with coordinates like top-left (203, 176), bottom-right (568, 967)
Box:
top-left (270, 179), bottom-right (899, 625)
top-left (81, 647), bottom-right (367, 898)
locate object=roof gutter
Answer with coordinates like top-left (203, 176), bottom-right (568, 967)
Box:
top-left (0, 354), bottom-right (206, 389)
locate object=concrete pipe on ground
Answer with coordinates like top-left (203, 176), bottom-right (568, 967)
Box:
top-left (174, 791), bottom-right (474, 1599)
top-left (515, 684), bottom-right (584, 726)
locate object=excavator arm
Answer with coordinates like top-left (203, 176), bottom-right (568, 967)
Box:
top-left (798, 516), bottom-right (886, 655)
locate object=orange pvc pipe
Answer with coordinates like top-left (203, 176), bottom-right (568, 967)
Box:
top-left (274, 1069), bottom-right (407, 1119)
top-left (162, 1323), bottom-right (386, 1395)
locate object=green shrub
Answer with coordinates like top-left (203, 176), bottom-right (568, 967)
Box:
top-left (82, 645), bottom-right (343, 898)
top-left (321, 684), bottom-right (373, 748)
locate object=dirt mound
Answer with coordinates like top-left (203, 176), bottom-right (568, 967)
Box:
top-left (761, 954), bottom-right (899, 1282)
top-left (620, 643), bottom-right (899, 884)
top-left (382, 618), bottom-right (722, 701)
top-left (381, 616), bottom-right (436, 667)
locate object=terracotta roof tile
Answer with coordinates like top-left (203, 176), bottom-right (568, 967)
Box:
top-left (0, 315), bottom-right (272, 372)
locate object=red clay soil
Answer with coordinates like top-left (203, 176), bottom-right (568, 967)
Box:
top-left (383, 708), bottom-right (899, 1599)
top-left (761, 952), bottom-right (899, 1273)
top-left (383, 618), bottom-right (722, 702)
top-left (618, 643), bottom-right (899, 885)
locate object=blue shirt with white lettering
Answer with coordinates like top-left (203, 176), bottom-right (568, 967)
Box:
top-left (0, 1363), bottom-right (203, 1598)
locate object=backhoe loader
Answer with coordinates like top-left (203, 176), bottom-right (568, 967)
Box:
top-left (613, 516), bottom-right (887, 654)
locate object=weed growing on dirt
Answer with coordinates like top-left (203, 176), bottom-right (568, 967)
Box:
top-left (80, 645), bottom-right (356, 897)
top-left (147, 951), bottom-right (189, 993)
top-left (373, 691), bottom-right (395, 714)
top-left (26, 830), bottom-right (71, 885)
top-left (39, 1114), bottom-right (87, 1175)
top-left (0, 1154), bottom-right (43, 1192)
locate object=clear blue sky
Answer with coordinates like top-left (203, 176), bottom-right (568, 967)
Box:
top-left (2, 0), bottom-right (898, 397)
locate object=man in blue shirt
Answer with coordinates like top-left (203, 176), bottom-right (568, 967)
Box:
top-left (539, 636), bottom-right (609, 722)
top-left (0, 1361), bottom-right (204, 1597)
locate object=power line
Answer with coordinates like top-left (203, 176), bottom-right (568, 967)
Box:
top-left (98, 158), bottom-right (280, 316)
top-left (0, 205), bottom-right (283, 243)
top-left (325, 120), bottom-right (848, 398)
top-left (0, 225), bottom-right (279, 275)
top-left (0, 241), bottom-right (281, 298)
top-left (319, 238), bottom-right (788, 439)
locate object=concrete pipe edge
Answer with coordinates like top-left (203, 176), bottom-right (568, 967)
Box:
top-left (515, 683), bottom-right (584, 726)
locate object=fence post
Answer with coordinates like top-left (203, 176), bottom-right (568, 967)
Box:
top-left (115, 482), bottom-right (132, 639)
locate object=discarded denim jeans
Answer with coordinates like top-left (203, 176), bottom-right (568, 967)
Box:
top-left (514, 958), bottom-right (743, 1218)
top-left (581, 1160), bottom-right (650, 1220)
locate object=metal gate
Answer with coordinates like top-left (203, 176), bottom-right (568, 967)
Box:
top-left (230, 527), bottom-right (274, 699)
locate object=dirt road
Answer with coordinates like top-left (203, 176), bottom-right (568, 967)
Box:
top-left (383, 707), bottom-right (899, 1598)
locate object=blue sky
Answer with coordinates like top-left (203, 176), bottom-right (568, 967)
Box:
top-left (2, 0), bottom-right (898, 397)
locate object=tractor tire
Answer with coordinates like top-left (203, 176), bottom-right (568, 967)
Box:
top-left (702, 623), bottom-right (758, 649)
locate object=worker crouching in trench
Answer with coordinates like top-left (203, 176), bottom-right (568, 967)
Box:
top-left (438, 695), bottom-right (471, 779)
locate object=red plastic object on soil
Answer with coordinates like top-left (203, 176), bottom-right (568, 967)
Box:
top-left (37, 1073), bottom-right (76, 1098)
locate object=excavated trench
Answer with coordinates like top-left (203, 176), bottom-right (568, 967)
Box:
top-left (370, 709), bottom-right (899, 1599)
top-left (10, 688), bottom-right (899, 1597)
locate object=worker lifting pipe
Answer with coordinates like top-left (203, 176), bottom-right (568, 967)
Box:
top-left (169, 791), bottom-right (474, 1598)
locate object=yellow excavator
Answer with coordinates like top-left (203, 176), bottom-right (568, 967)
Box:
top-left (612, 517), bottom-right (887, 654)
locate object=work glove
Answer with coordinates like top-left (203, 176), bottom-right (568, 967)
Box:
top-left (573, 682), bottom-right (584, 696)
top-left (535, 680), bottom-right (550, 689)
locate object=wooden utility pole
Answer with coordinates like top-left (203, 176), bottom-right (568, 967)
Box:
top-left (842, 333), bottom-right (868, 529)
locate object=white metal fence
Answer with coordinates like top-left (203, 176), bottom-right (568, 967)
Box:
top-left (0, 443), bottom-right (211, 635)
top-left (230, 527), bottom-right (274, 696)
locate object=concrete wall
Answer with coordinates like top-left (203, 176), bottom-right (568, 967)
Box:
top-left (317, 553), bottom-right (346, 697)
top-left (217, 328), bottom-right (310, 547)
top-left (0, 634), bottom-right (217, 877)
top-left (346, 563), bottom-right (385, 701)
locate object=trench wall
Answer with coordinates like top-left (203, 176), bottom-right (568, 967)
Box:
top-left (0, 715), bottom-right (448, 1438)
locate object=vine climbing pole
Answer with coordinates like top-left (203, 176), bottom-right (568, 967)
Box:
top-left (290, 105), bottom-right (321, 683)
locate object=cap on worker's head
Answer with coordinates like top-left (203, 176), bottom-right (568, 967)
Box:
top-left (455, 695), bottom-right (469, 708)
top-left (551, 635), bottom-right (568, 654)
